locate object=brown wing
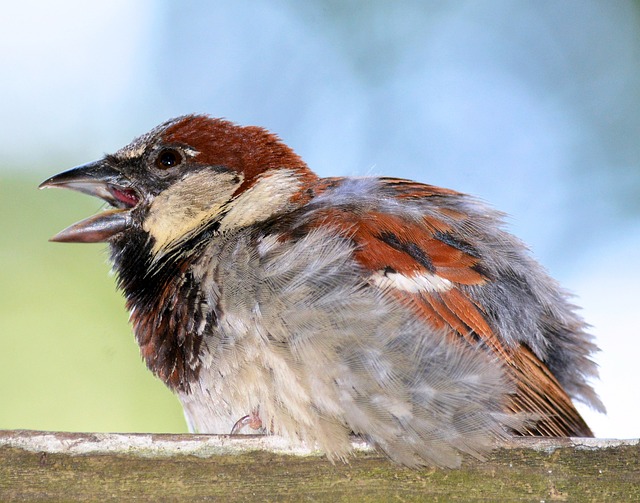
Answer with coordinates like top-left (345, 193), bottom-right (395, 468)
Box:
top-left (307, 178), bottom-right (592, 437)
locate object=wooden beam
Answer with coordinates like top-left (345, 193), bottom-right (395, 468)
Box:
top-left (1, 430), bottom-right (638, 501)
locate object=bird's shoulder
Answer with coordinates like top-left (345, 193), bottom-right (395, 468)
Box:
top-left (277, 175), bottom-right (501, 342)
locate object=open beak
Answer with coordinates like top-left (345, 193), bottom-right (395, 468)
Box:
top-left (39, 160), bottom-right (140, 243)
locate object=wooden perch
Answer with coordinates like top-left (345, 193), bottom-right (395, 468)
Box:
top-left (1, 430), bottom-right (638, 501)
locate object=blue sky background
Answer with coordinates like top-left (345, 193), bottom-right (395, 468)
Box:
top-left (2, 0), bottom-right (639, 439)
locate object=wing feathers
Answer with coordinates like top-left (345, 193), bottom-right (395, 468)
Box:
top-left (302, 177), bottom-right (596, 438)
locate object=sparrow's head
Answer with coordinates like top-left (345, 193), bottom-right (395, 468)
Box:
top-left (40, 115), bottom-right (316, 256)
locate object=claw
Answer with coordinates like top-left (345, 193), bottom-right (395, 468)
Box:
top-left (230, 410), bottom-right (263, 434)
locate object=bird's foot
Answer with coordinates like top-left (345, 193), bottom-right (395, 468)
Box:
top-left (230, 410), bottom-right (263, 435)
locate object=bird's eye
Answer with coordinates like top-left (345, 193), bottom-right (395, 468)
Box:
top-left (155, 148), bottom-right (183, 169)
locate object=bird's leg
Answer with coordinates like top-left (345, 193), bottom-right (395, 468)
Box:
top-left (230, 409), bottom-right (263, 435)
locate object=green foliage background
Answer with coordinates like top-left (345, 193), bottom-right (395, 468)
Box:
top-left (0, 176), bottom-right (187, 433)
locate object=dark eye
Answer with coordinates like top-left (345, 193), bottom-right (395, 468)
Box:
top-left (155, 148), bottom-right (183, 169)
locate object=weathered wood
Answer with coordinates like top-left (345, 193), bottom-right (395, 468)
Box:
top-left (1, 430), bottom-right (638, 501)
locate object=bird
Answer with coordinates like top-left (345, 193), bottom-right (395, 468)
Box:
top-left (40, 114), bottom-right (605, 468)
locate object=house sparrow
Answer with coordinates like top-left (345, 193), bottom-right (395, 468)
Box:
top-left (40, 115), bottom-right (604, 468)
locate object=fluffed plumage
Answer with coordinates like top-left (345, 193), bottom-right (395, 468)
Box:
top-left (40, 115), bottom-right (604, 468)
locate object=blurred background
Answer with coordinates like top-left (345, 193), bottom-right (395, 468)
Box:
top-left (1, 0), bottom-right (638, 438)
